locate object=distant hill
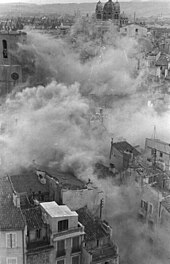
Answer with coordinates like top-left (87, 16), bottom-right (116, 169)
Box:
top-left (0, 2), bottom-right (170, 17)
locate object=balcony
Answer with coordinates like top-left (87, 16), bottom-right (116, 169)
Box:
top-left (56, 249), bottom-right (66, 258)
top-left (72, 247), bottom-right (81, 254)
top-left (53, 223), bottom-right (84, 240)
top-left (27, 239), bottom-right (53, 254)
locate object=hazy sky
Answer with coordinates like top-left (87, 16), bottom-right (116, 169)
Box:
top-left (0, 0), bottom-right (168, 3)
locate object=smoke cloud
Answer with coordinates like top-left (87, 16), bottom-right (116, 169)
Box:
top-left (0, 16), bottom-right (169, 264)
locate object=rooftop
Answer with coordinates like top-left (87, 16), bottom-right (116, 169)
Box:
top-left (0, 177), bottom-right (25, 231)
top-left (0, 30), bottom-right (26, 35)
top-left (111, 141), bottom-right (140, 157)
top-left (41, 201), bottom-right (78, 218)
top-left (161, 196), bottom-right (170, 213)
top-left (39, 166), bottom-right (86, 190)
top-left (77, 207), bottom-right (109, 242)
top-left (10, 169), bottom-right (49, 194)
top-left (155, 53), bottom-right (170, 66)
top-left (22, 206), bottom-right (44, 230)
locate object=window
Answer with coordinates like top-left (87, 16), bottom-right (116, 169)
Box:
top-left (160, 152), bottom-right (163, 158)
top-left (6, 233), bottom-right (17, 248)
top-left (57, 260), bottom-right (64, 264)
top-left (58, 220), bottom-right (68, 232)
top-left (36, 229), bottom-right (41, 239)
top-left (149, 203), bottom-right (153, 214)
top-left (151, 148), bottom-right (156, 156)
top-left (57, 240), bottom-right (65, 257)
top-left (135, 28), bottom-right (138, 34)
top-left (72, 256), bottom-right (79, 264)
top-left (72, 236), bottom-right (80, 253)
top-left (141, 200), bottom-right (148, 211)
top-left (7, 258), bottom-right (17, 264)
top-left (2, 39), bottom-right (8, 58)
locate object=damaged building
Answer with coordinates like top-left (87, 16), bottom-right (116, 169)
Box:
top-left (0, 169), bottom-right (119, 264)
top-left (109, 139), bottom-right (140, 172)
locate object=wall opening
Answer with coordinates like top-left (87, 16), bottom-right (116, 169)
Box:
top-left (2, 39), bottom-right (8, 58)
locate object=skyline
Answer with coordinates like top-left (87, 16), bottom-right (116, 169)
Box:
top-left (0, 0), bottom-right (169, 4)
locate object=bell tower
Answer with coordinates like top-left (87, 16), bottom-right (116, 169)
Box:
top-left (0, 30), bottom-right (27, 95)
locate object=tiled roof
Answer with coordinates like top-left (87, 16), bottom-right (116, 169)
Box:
top-left (155, 54), bottom-right (169, 66)
top-left (111, 141), bottom-right (140, 157)
top-left (161, 197), bottom-right (170, 213)
top-left (40, 166), bottom-right (86, 190)
top-left (0, 177), bottom-right (25, 231)
top-left (10, 169), bottom-right (49, 194)
top-left (22, 206), bottom-right (44, 230)
top-left (77, 207), bottom-right (108, 242)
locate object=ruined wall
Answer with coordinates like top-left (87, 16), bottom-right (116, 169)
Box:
top-left (27, 250), bottom-right (52, 264)
top-left (62, 187), bottom-right (104, 214)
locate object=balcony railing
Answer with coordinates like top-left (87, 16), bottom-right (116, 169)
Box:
top-left (56, 249), bottom-right (66, 258)
top-left (72, 247), bottom-right (81, 253)
top-left (53, 223), bottom-right (84, 239)
top-left (27, 239), bottom-right (51, 251)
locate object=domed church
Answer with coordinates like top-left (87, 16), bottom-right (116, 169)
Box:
top-left (95, 0), bottom-right (128, 26)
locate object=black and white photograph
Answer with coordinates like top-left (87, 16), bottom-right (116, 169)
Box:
top-left (0, 0), bottom-right (170, 263)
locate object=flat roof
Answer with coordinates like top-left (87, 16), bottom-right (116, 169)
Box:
top-left (41, 201), bottom-right (78, 218)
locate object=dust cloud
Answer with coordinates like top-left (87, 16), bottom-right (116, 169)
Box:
top-left (0, 18), bottom-right (170, 263)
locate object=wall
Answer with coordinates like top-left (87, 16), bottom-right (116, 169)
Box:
top-left (40, 205), bottom-right (79, 234)
top-left (0, 32), bottom-right (26, 65)
top-left (54, 236), bottom-right (82, 264)
top-left (110, 147), bottom-right (123, 171)
top-left (145, 138), bottom-right (170, 171)
top-left (139, 184), bottom-right (163, 227)
top-left (82, 247), bottom-right (92, 264)
top-left (0, 64), bottom-right (22, 95)
top-left (0, 32), bottom-right (26, 95)
top-left (62, 187), bottom-right (104, 215)
top-left (120, 24), bottom-right (147, 38)
top-left (27, 249), bottom-right (53, 264)
top-left (0, 229), bottom-right (24, 264)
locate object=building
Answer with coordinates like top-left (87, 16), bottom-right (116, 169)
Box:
top-left (77, 207), bottom-right (119, 264)
top-left (0, 176), bottom-right (26, 264)
top-left (39, 167), bottom-right (104, 216)
top-left (109, 139), bottom-right (140, 171)
top-left (145, 138), bottom-right (170, 171)
top-left (95, 0), bottom-right (128, 26)
top-left (22, 206), bottom-right (53, 264)
top-left (40, 201), bottom-right (85, 264)
top-left (120, 23), bottom-right (148, 38)
top-left (0, 30), bottom-right (27, 95)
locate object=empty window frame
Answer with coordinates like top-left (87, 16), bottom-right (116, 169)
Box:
top-left (2, 39), bottom-right (8, 58)
top-left (58, 220), bottom-right (68, 232)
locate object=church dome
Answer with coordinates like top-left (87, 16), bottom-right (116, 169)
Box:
top-left (114, 0), bottom-right (120, 11)
top-left (96, 0), bottom-right (103, 12)
top-left (103, 0), bottom-right (115, 13)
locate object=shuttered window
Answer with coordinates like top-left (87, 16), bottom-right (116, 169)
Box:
top-left (6, 233), bottom-right (17, 248)
top-left (7, 258), bottom-right (17, 264)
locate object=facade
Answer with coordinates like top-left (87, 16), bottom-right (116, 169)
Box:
top-left (95, 0), bottom-right (128, 26)
top-left (120, 23), bottom-right (148, 38)
top-left (40, 201), bottom-right (85, 264)
top-left (109, 139), bottom-right (140, 171)
top-left (145, 138), bottom-right (170, 171)
top-left (0, 31), bottom-right (27, 95)
top-left (77, 207), bottom-right (119, 264)
top-left (0, 177), bottom-right (26, 264)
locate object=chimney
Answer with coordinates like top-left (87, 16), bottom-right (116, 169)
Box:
top-left (13, 193), bottom-right (20, 208)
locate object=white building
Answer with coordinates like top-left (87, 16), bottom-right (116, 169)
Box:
top-left (40, 201), bottom-right (85, 264)
top-left (145, 138), bottom-right (170, 171)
